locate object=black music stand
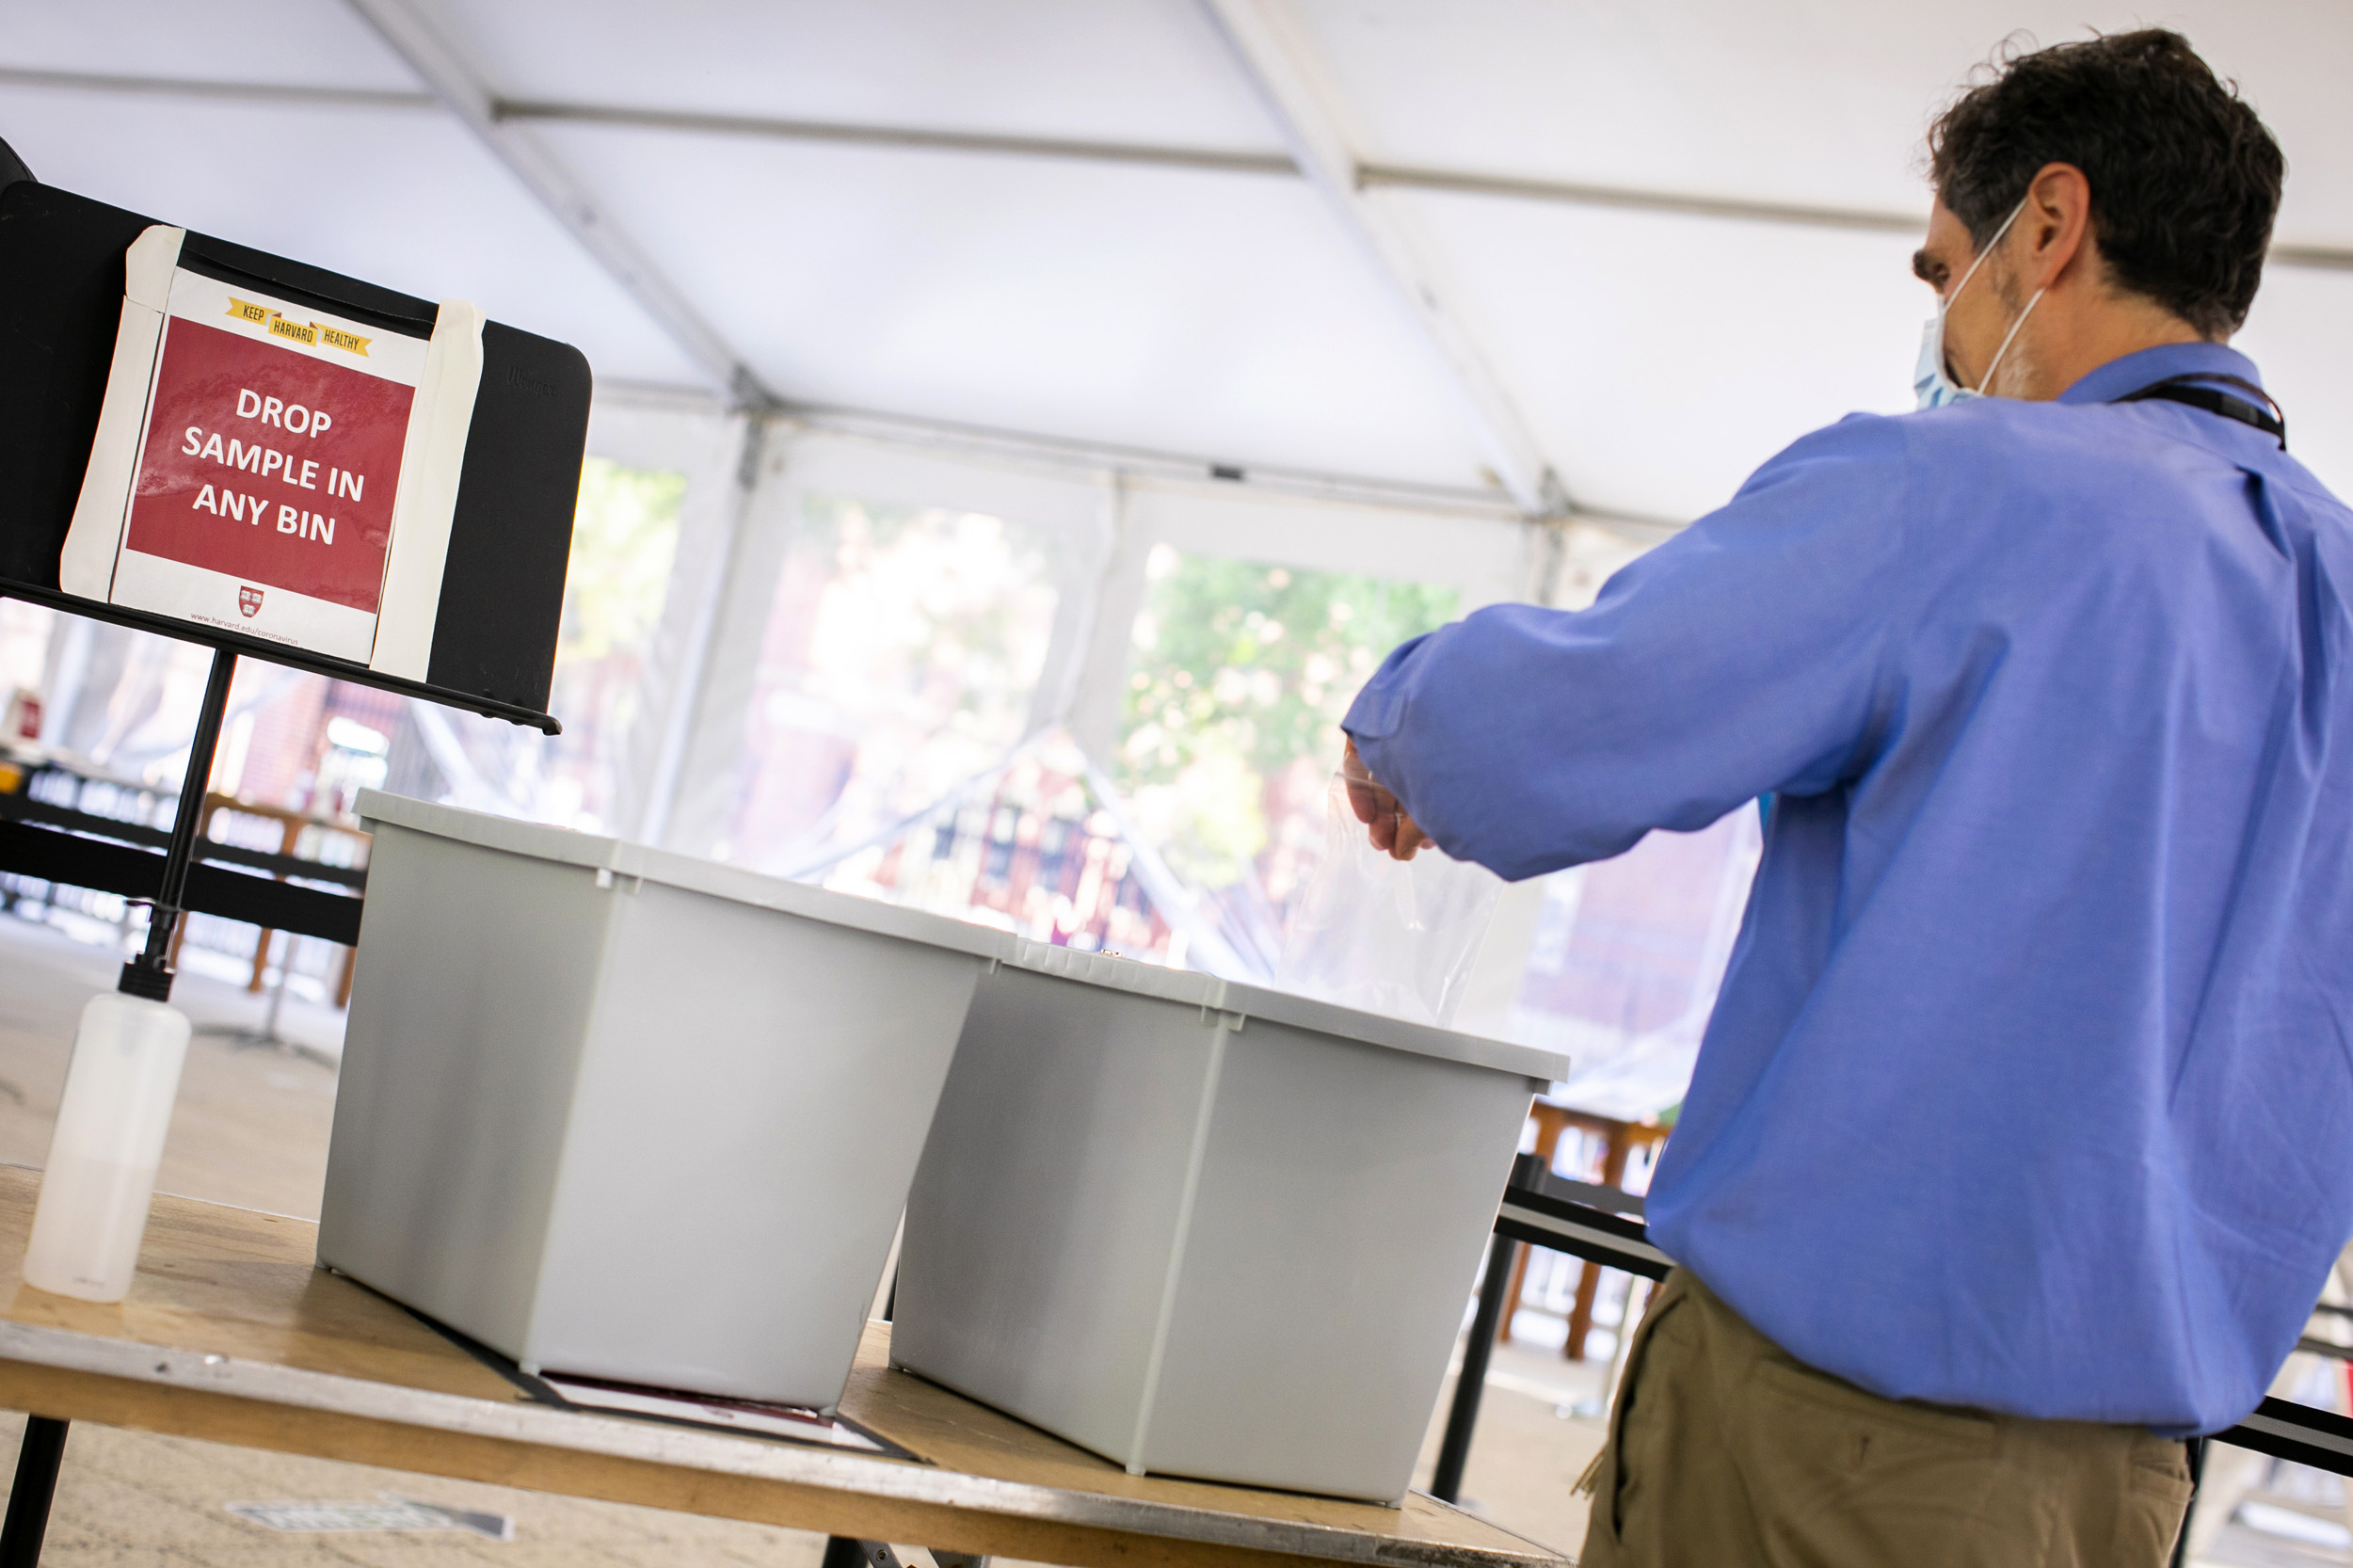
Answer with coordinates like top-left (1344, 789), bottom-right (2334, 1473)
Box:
top-left (0, 168), bottom-right (590, 1002)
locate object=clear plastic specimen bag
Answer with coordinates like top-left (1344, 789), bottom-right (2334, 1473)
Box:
top-left (1274, 765), bottom-right (1503, 1028)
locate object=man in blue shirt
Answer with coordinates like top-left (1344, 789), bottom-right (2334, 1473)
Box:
top-left (1344, 31), bottom-right (2349, 1566)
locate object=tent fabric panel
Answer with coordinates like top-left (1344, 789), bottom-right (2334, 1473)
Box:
top-left (1289, 0), bottom-right (2353, 248)
top-left (1397, 187), bottom-right (1928, 521)
top-left (0, 0), bottom-right (424, 94)
top-left (533, 119), bottom-right (1500, 488)
top-left (0, 84), bottom-right (707, 387)
top-left (442, 0), bottom-right (1289, 156)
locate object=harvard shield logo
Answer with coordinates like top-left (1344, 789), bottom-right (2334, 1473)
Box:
top-left (237, 585), bottom-right (264, 618)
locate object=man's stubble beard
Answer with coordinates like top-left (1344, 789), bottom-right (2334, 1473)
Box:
top-left (1981, 263), bottom-right (2042, 400)
top-left (1986, 335), bottom-right (2041, 399)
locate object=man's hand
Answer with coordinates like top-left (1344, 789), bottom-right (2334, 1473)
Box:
top-left (1341, 737), bottom-right (1429, 861)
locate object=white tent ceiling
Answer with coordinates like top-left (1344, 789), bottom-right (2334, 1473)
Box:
top-left (2, 0), bottom-right (2346, 524)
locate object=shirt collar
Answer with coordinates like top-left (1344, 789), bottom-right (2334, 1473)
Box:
top-left (2057, 342), bottom-right (2265, 406)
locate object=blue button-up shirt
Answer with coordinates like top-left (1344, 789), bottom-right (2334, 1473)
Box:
top-left (1346, 344), bottom-right (2353, 1433)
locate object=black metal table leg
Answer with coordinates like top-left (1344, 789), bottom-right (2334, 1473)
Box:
top-left (1432, 1232), bottom-right (1519, 1504)
top-left (0, 1416), bottom-right (68, 1567)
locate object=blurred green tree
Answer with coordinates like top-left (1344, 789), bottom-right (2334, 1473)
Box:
top-left (1118, 548), bottom-right (1457, 887)
top-left (559, 457), bottom-right (686, 662)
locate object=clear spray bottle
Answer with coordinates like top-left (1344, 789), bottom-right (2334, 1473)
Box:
top-left (23, 992), bottom-right (189, 1303)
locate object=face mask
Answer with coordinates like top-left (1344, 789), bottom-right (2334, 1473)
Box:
top-left (1913, 197), bottom-right (2046, 409)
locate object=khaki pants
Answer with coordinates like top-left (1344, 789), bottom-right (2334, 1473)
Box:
top-left (1578, 1272), bottom-right (2194, 1568)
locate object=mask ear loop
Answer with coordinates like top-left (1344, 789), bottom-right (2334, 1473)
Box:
top-left (1972, 287), bottom-right (2044, 396)
top-left (1939, 196), bottom-right (2033, 387)
top-left (1945, 198), bottom-right (2029, 307)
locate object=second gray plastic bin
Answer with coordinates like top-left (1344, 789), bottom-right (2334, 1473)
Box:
top-left (892, 940), bottom-right (1568, 1501)
top-left (319, 791), bottom-right (1009, 1412)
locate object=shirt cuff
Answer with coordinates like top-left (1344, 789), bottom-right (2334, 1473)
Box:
top-left (1339, 632), bottom-right (1433, 742)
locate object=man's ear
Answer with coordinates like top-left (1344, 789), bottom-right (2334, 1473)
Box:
top-left (2019, 162), bottom-right (2095, 293)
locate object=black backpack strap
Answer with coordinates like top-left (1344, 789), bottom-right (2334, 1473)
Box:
top-left (2115, 373), bottom-right (2286, 450)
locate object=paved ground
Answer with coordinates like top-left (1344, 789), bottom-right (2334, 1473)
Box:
top-left (0, 912), bottom-right (340, 1220)
top-left (0, 1410), bottom-right (828, 1568)
top-left (0, 910), bottom-right (1610, 1565)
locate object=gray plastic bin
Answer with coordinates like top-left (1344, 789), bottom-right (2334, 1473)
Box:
top-left (893, 939), bottom-right (1569, 1501)
top-left (320, 790), bottom-right (1009, 1411)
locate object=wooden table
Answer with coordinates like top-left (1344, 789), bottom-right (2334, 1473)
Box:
top-left (0, 1170), bottom-right (1567, 1568)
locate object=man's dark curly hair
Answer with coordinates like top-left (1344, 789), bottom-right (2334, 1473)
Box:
top-left (1928, 29), bottom-right (2282, 339)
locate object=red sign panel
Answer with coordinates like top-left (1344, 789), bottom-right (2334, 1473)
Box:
top-left (121, 318), bottom-right (415, 614)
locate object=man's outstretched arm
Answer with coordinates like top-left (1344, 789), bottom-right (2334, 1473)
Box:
top-left (1342, 415), bottom-right (1913, 881)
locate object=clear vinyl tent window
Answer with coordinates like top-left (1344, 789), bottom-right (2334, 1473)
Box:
top-left (1511, 808), bottom-right (1763, 1118)
top-left (0, 599), bottom-right (54, 726)
top-left (717, 493), bottom-right (1060, 877)
top-left (821, 737), bottom-right (1173, 957)
top-left (8, 383), bottom-right (1755, 1117)
top-left (398, 456), bottom-right (688, 833)
top-left (1115, 543), bottom-right (1460, 975)
top-left (537, 458), bottom-right (687, 828)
